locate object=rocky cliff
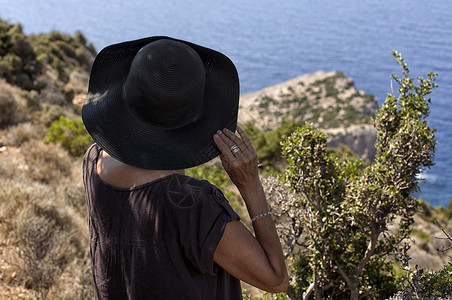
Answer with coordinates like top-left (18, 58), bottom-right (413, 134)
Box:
top-left (238, 71), bottom-right (378, 160)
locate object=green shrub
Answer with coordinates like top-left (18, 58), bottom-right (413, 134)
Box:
top-left (241, 119), bottom-right (300, 169)
top-left (0, 19), bottom-right (40, 90)
top-left (278, 51), bottom-right (437, 299)
top-left (29, 29), bottom-right (95, 81)
top-left (391, 243), bottom-right (452, 299)
top-left (44, 116), bottom-right (93, 157)
top-left (436, 200), bottom-right (452, 219)
top-left (1, 17), bottom-right (95, 90)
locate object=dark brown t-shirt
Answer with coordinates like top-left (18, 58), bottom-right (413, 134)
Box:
top-left (83, 144), bottom-right (242, 299)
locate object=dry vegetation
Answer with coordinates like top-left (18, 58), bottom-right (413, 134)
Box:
top-left (0, 150), bottom-right (93, 299)
top-left (0, 17), bottom-right (95, 299)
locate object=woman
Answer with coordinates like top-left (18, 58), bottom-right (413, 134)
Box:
top-left (82, 36), bottom-right (288, 299)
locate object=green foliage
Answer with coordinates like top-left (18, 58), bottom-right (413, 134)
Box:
top-left (326, 143), bottom-right (361, 163)
top-left (0, 17), bottom-right (95, 89)
top-left (410, 264), bottom-right (452, 296)
top-left (241, 289), bottom-right (252, 300)
top-left (0, 19), bottom-right (40, 89)
top-left (281, 123), bottom-right (398, 299)
top-left (241, 119), bottom-right (300, 169)
top-left (29, 29), bottom-right (95, 82)
top-left (392, 242), bottom-right (452, 299)
top-left (312, 71), bottom-right (347, 99)
top-left (436, 200), bottom-right (452, 220)
top-left (411, 228), bottom-right (429, 241)
top-left (44, 116), bottom-right (93, 157)
top-left (279, 51), bottom-right (438, 299)
top-left (374, 51), bottom-right (437, 191)
top-left (242, 122), bottom-right (366, 174)
top-left (290, 252), bottom-right (315, 297)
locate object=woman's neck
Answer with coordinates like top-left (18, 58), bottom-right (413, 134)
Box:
top-left (97, 150), bottom-right (184, 188)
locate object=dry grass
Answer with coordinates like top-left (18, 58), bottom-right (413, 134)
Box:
top-left (22, 140), bottom-right (72, 184)
top-left (46, 252), bottom-right (93, 300)
top-left (0, 179), bottom-right (89, 298)
top-left (2, 123), bottom-right (46, 147)
top-left (0, 79), bottom-right (28, 128)
top-left (0, 139), bottom-right (93, 299)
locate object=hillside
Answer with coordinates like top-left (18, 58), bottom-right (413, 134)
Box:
top-left (0, 18), bottom-right (95, 299)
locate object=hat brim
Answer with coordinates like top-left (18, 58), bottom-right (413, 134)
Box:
top-left (82, 36), bottom-right (239, 170)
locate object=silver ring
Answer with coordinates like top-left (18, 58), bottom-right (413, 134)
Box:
top-left (230, 144), bottom-right (240, 155)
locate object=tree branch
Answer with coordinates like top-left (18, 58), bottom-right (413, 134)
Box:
top-left (336, 264), bottom-right (353, 290)
top-left (356, 225), bottom-right (380, 277)
top-left (303, 281), bottom-right (314, 300)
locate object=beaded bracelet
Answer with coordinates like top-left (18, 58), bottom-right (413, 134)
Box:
top-left (250, 210), bottom-right (273, 225)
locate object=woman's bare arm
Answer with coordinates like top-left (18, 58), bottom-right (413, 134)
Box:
top-left (213, 126), bottom-right (289, 293)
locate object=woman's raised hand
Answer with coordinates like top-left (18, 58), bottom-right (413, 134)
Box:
top-left (213, 126), bottom-right (259, 191)
top-left (213, 126), bottom-right (289, 293)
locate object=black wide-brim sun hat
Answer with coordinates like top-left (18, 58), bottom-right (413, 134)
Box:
top-left (82, 36), bottom-right (239, 170)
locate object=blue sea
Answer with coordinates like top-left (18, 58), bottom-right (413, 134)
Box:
top-left (1, 0), bottom-right (451, 207)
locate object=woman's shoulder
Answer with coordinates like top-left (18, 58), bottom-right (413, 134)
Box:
top-left (167, 173), bottom-right (221, 195)
top-left (83, 143), bottom-right (100, 163)
top-left (82, 143), bottom-right (100, 175)
top-left (165, 173), bottom-right (226, 208)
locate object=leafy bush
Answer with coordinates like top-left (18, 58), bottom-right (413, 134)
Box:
top-left (241, 119), bottom-right (301, 169)
top-left (29, 29), bottom-right (95, 82)
top-left (44, 116), bottom-right (93, 157)
top-left (390, 243), bottom-right (452, 299)
top-left (242, 120), bottom-right (365, 173)
top-left (1, 17), bottom-right (95, 90)
top-left (277, 51), bottom-right (437, 299)
top-left (0, 20), bottom-right (41, 90)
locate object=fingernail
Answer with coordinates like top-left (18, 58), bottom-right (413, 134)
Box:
top-left (214, 134), bottom-right (219, 139)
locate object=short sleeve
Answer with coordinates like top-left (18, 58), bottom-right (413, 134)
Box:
top-left (168, 178), bottom-right (240, 275)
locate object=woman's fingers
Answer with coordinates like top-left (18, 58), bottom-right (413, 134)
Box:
top-left (222, 128), bottom-right (246, 151)
top-left (214, 131), bottom-right (235, 160)
top-left (237, 126), bottom-right (254, 150)
top-left (214, 127), bottom-right (258, 161)
top-left (213, 127), bottom-right (260, 189)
